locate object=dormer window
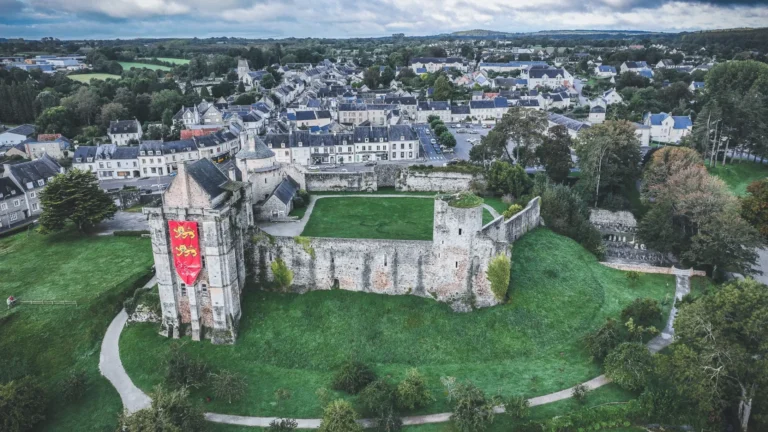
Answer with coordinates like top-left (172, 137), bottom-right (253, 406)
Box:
top-left (76, 158), bottom-right (82, 163)
top-left (140, 151), bottom-right (145, 155)
top-left (26, 182), bottom-right (33, 189)
top-left (268, 143), bottom-right (273, 148)
top-left (37, 180), bottom-right (44, 187)
top-left (342, 140), bottom-right (347, 145)
top-left (400, 136), bottom-right (405, 140)
top-left (87, 157), bottom-right (93, 162)
top-left (365, 138), bottom-right (369, 143)
top-left (379, 138), bottom-right (383, 142)
top-left (171, 149), bottom-right (176, 153)
top-left (298, 142), bottom-right (302, 147)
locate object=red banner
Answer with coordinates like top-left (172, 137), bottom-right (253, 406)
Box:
top-left (169, 221), bottom-right (202, 286)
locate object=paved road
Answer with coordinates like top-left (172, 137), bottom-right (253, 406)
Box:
top-left (413, 124), bottom-right (447, 163)
top-left (94, 211), bottom-right (148, 235)
top-left (446, 123), bottom-right (489, 161)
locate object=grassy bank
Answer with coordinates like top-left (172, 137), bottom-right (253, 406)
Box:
top-left (707, 161), bottom-right (768, 196)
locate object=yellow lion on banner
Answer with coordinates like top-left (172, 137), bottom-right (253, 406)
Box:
top-left (175, 245), bottom-right (198, 257)
top-left (173, 226), bottom-right (196, 239)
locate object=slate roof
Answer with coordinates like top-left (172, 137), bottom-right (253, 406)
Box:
top-left (8, 154), bottom-right (61, 191)
top-left (590, 105), bottom-right (606, 113)
top-left (527, 68), bottom-right (567, 79)
top-left (109, 120), bottom-right (140, 134)
top-left (644, 112), bottom-right (692, 129)
top-left (295, 111), bottom-right (317, 121)
top-left (383, 96), bottom-right (417, 105)
top-left (388, 125), bottom-right (417, 141)
top-left (186, 158), bottom-right (231, 198)
top-left (451, 105), bottom-right (471, 115)
top-left (517, 99), bottom-right (540, 107)
top-left (673, 116), bottom-right (693, 129)
top-left (417, 101), bottom-right (450, 111)
top-left (236, 137), bottom-right (276, 160)
top-left (598, 65), bottom-right (617, 73)
top-left (548, 113), bottom-right (590, 132)
top-left (638, 69), bottom-right (654, 79)
top-left (272, 176), bottom-right (300, 205)
top-left (410, 57), bottom-right (463, 65)
top-left (625, 61), bottom-right (649, 69)
top-left (469, 100), bottom-right (495, 109)
top-left (692, 81), bottom-right (705, 89)
top-left (0, 177), bottom-right (22, 200)
top-left (3, 124), bottom-right (35, 137)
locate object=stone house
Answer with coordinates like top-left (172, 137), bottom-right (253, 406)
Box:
top-left (108, 120), bottom-right (143, 145)
top-left (0, 177), bottom-right (29, 231)
top-left (23, 135), bottom-right (72, 160)
top-left (259, 175), bottom-right (299, 220)
top-left (2, 154), bottom-right (62, 221)
top-left (73, 145), bottom-right (141, 179)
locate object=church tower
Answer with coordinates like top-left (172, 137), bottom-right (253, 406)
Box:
top-left (237, 58), bottom-right (250, 82)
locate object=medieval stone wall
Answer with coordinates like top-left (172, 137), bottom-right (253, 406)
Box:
top-left (481, 197), bottom-right (541, 243)
top-left (395, 169), bottom-right (475, 192)
top-left (374, 164), bottom-right (402, 187)
top-left (305, 171), bottom-right (377, 192)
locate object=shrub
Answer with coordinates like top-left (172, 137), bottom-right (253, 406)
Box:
top-left (450, 381), bottom-right (496, 432)
top-left (165, 343), bottom-right (208, 388)
top-left (118, 386), bottom-right (206, 432)
top-left (486, 254), bottom-right (511, 302)
top-left (358, 379), bottom-right (397, 416)
top-left (571, 383), bottom-right (590, 404)
top-left (487, 161), bottom-right (532, 198)
top-left (331, 361), bottom-right (376, 394)
top-left (271, 258), bottom-right (294, 290)
top-left (625, 270), bottom-right (641, 286)
top-left (583, 318), bottom-right (622, 362)
top-left (318, 399), bottom-right (363, 432)
top-left (540, 184), bottom-right (603, 257)
top-left (396, 368), bottom-right (432, 410)
top-left (60, 369), bottom-right (88, 402)
top-left (502, 204), bottom-right (523, 220)
top-left (209, 369), bottom-right (247, 404)
top-left (505, 395), bottom-right (530, 419)
top-left (620, 298), bottom-right (661, 327)
top-left (604, 343), bottom-right (654, 391)
top-left (0, 377), bottom-right (47, 432)
top-left (269, 418), bottom-right (299, 431)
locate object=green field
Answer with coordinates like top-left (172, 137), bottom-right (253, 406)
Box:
top-left (67, 73), bottom-right (122, 83)
top-left (121, 228), bottom-right (675, 419)
top-left (118, 61), bottom-right (172, 71)
top-left (151, 57), bottom-right (189, 65)
top-left (0, 228), bottom-right (154, 431)
top-left (301, 197), bottom-right (435, 240)
top-left (708, 161), bottom-right (768, 196)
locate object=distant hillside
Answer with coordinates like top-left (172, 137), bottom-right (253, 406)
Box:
top-left (450, 29), bottom-right (516, 37)
top-left (447, 29), bottom-right (664, 40)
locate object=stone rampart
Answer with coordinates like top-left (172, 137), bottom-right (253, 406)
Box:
top-left (395, 169), bottom-right (475, 192)
top-left (305, 171), bottom-right (377, 192)
top-left (599, 262), bottom-right (706, 277)
top-left (481, 197), bottom-right (541, 243)
top-left (374, 164), bottom-right (401, 187)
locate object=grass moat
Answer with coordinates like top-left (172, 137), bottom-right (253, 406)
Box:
top-left (120, 228), bottom-right (679, 418)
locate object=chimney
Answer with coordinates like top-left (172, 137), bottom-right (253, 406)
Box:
top-left (228, 166), bottom-right (237, 181)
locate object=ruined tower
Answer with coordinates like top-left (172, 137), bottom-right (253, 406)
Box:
top-left (144, 159), bottom-right (252, 344)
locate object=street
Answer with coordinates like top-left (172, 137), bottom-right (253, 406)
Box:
top-left (413, 124), bottom-right (447, 163)
top-left (445, 123), bottom-right (489, 161)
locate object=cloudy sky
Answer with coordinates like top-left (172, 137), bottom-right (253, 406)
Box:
top-left (1, 0), bottom-right (767, 40)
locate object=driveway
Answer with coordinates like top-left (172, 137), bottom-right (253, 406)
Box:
top-left (95, 211), bottom-right (148, 235)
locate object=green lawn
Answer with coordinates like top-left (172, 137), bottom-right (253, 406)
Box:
top-left (301, 197), bottom-right (435, 240)
top-left (0, 228), bottom-right (154, 431)
top-left (118, 61), bottom-right (172, 71)
top-left (707, 161), bottom-right (768, 196)
top-left (120, 228), bottom-right (675, 419)
top-left (482, 208), bottom-right (496, 224)
top-left (67, 73), bottom-right (122, 83)
top-left (149, 57), bottom-right (189, 65)
top-left (289, 204), bottom-right (308, 219)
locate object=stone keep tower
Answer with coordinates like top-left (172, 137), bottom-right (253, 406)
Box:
top-left (237, 59), bottom-right (250, 82)
top-left (144, 159), bottom-right (252, 344)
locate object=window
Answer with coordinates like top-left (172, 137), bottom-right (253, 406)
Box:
top-left (459, 228), bottom-right (462, 235)
top-left (76, 158), bottom-right (82, 163)
top-left (409, 143), bottom-right (413, 149)
top-left (151, 167), bottom-right (156, 174)
top-left (409, 152), bottom-right (413, 158)
top-left (31, 203), bottom-right (39, 211)
top-left (140, 151), bottom-right (146, 156)
top-left (143, 168), bottom-right (147, 174)
top-left (180, 286), bottom-right (187, 297)
top-left (401, 152), bottom-right (404, 158)
top-left (10, 213), bottom-right (18, 221)
top-left (365, 138), bottom-right (369, 143)
top-left (87, 157), bottom-right (93, 162)
top-left (401, 144), bottom-right (405, 149)
top-left (29, 192), bottom-right (36, 198)
top-left (13, 199), bottom-right (20, 207)
top-left (0, 203), bottom-right (6, 210)
top-left (392, 152), bottom-right (396, 159)
top-left (26, 182), bottom-right (33, 189)
top-left (107, 162), bottom-right (112, 168)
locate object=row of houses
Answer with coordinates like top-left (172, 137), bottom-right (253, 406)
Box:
top-left (72, 125), bottom-right (243, 179)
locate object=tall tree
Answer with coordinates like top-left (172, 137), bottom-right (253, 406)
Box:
top-left (496, 107), bottom-right (548, 166)
top-left (432, 75), bottom-right (453, 101)
top-left (39, 169), bottom-right (117, 233)
top-left (536, 125), bottom-right (572, 183)
top-left (575, 120), bottom-right (642, 208)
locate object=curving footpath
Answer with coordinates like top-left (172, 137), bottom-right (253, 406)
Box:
top-left (99, 210), bottom-right (690, 426)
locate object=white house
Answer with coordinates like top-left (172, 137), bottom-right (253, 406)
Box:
top-left (689, 81), bottom-right (705, 92)
top-left (523, 67), bottom-right (573, 89)
top-left (594, 65), bottom-right (617, 78)
top-left (108, 120), bottom-right (143, 145)
top-left (0, 124), bottom-right (36, 145)
top-left (588, 105), bottom-right (606, 124)
top-left (620, 61), bottom-right (652, 75)
top-left (643, 112), bottom-right (693, 144)
top-left (416, 101), bottom-right (452, 123)
top-left (409, 57), bottom-right (467, 73)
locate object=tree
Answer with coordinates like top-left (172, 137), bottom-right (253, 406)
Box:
top-left (118, 386), bottom-right (206, 432)
top-left (450, 381), bottom-right (496, 432)
top-left (741, 179), bottom-right (768, 240)
top-left (234, 94), bottom-right (256, 105)
top-left (642, 146), bottom-right (702, 197)
top-left (620, 298), bottom-right (661, 327)
top-left (486, 254), bottom-right (511, 302)
top-left (432, 75), bottom-right (453, 101)
top-left (237, 81), bottom-right (246, 93)
top-left (318, 400), bottom-right (363, 432)
top-left (684, 210), bottom-right (760, 275)
top-left (674, 278), bottom-right (768, 431)
top-left (439, 131), bottom-right (456, 149)
top-left (575, 120), bottom-right (642, 208)
top-left (98, 102), bottom-right (128, 131)
top-left (539, 183), bottom-right (603, 256)
top-left (396, 369), bottom-right (432, 410)
top-left (199, 85), bottom-right (211, 98)
top-left (34, 91), bottom-right (59, 115)
top-left (495, 107), bottom-right (548, 165)
top-left (261, 74), bottom-right (277, 89)
top-left (39, 169), bottom-right (117, 234)
top-left (331, 361), bottom-right (376, 394)
top-left (269, 418), bottom-right (299, 431)
top-left (604, 342), bottom-right (654, 391)
top-left (469, 129), bottom-right (507, 163)
top-left (380, 67), bottom-right (395, 86)
top-left (433, 124), bottom-right (447, 137)
top-left (486, 161), bottom-right (532, 198)
top-left (150, 89), bottom-right (184, 120)
top-left (61, 86), bottom-right (102, 126)
top-left (209, 369), bottom-right (247, 404)
top-left (583, 318), bottom-right (622, 361)
top-left (363, 66), bottom-right (380, 89)
top-left (36, 106), bottom-right (75, 137)
top-left (0, 377), bottom-right (47, 432)
top-left (536, 125), bottom-right (572, 183)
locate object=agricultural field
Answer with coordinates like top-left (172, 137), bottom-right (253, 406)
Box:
top-left (120, 228), bottom-right (676, 420)
top-left (67, 73), bottom-right (122, 83)
top-left (0, 228), bottom-right (154, 430)
top-left (118, 61), bottom-right (172, 71)
top-left (301, 196), bottom-right (435, 240)
top-left (149, 57), bottom-right (190, 64)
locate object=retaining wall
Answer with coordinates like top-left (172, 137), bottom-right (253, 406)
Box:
top-left (305, 171), bottom-right (377, 192)
top-left (395, 169), bottom-right (475, 192)
top-left (481, 197), bottom-right (541, 243)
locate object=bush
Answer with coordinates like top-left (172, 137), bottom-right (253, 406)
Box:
top-left (165, 343), bottom-right (209, 388)
top-left (540, 184), bottom-right (603, 257)
top-left (209, 369), bottom-right (247, 404)
top-left (571, 383), bottom-right (590, 404)
top-left (318, 399), bottom-right (363, 432)
top-left (604, 343), bottom-right (654, 391)
top-left (486, 254), bottom-right (511, 302)
top-left (0, 377), bottom-right (47, 432)
top-left (269, 418), bottom-right (298, 431)
top-left (358, 379), bottom-right (397, 416)
top-left (271, 258), bottom-right (294, 290)
top-left (503, 204), bottom-right (524, 220)
top-left (625, 270), bottom-right (641, 286)
top-left (396, 368), bottom-right (433, 410)
top-left (583, 318), bottom-right (622, 362)
top-left (331, 361), bottom-right (376, 394)
top-left (450, 381), bottom-right (496, 432)
top-left (118, 386), bottom-right (206, 432)
top-left (60, 369), bottom-right (88, 402)
top-left (505, 395), bottom-right (530, 419)
top-left (621, 298), bottom-right (661, 327)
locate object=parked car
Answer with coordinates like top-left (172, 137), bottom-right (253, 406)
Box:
top-left (430, 138), bottom-right (437, 144)
top-left (444, 160), bottom-right (459, 166)
top-left (308, 165), bottom-right (319, 170)
top-left (364, 161), bottom-right (377, 166)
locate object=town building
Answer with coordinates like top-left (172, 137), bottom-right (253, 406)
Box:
top-left (643, 112), bottom-right (693, 144)
top-left (0, 124), bottom-right (36, 145)
top-left (409, 57), bottom-right (467, 73)
top-left (108, 120), bottom-right (143, 145)
top-left (0, 155), bottom-right (62, 226)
